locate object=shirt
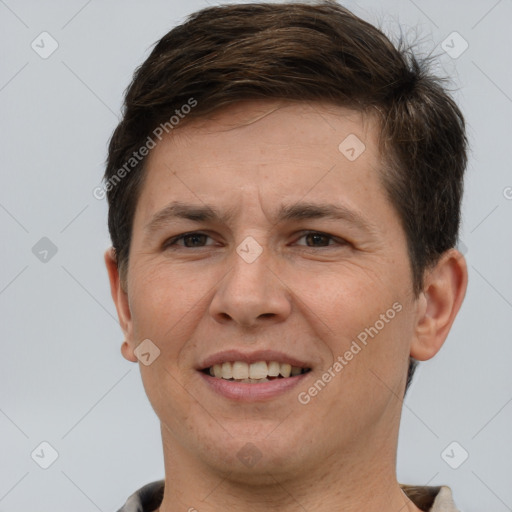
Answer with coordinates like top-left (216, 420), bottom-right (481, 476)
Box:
top-left (116, 480), bottom-right (461, 511)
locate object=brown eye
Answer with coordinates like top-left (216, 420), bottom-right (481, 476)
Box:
top-left (163, 232), bottom-right (213, 249)
top-left (304, 233), bottom-right (331, 247)
top-left (181, 233), bottom-right (209, 247)
top-left (295, 231), bottom-right (345, 248)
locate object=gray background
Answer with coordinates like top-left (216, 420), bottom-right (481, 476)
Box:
top-left (1, 0), bottom-right (511, 510)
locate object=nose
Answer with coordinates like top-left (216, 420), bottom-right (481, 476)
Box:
top-left (208, 245), bottom-right (292, 328)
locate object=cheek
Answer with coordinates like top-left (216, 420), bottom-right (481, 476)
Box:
top-left (316, 307), bottom-right (414, 430)
top-left (304, 268), bottom-right (413, 386)
top-left (346, 303), bottom-right (415, 400)
top-left (300, 266), bottom-right (397, 333)
top-left (127, 263), bottom-right (224, 378)
top-left (129, 271), bottom-right (201, 423)
top-left (128, 262), bottom-right (203, 334)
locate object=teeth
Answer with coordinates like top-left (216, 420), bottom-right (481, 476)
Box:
top-left (249, 361), bottom-right (268, 379)
top-left (280, 363), bottom-right (291, 378)
top-left (268, 361), bottom-right (280, 377)
top-left (221, 361), bottom-right (233, 379)
top-left (207, 361), bottom-right (307, 381)
top-left (232, 361), bottom-right (249, 380)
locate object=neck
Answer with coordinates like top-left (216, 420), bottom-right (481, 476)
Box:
top-left (155, 424), bottom-right (422, 512)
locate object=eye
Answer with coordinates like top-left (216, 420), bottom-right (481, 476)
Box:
top-left (162, 230), bottom-right (347, 250)
top-left (294, 231), bottom-right (346, 248)
top-left (163, 232), bottom-right (215, 249)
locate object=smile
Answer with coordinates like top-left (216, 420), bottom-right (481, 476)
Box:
top-left (198, 350), bottom-right (313, 401)
top-left (202, 360), bottom-right (311, 383)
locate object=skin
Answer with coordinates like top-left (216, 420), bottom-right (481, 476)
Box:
top-left (105, 100), bottom-right (468, 511)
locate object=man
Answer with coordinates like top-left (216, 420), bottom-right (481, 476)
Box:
top-left (104, 2), bottom-right (468, 510)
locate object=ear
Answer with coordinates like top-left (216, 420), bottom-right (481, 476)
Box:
top-left (104, 248), bottom-right (137, 362)
top-left (410, 248), bottom-right (468, 361)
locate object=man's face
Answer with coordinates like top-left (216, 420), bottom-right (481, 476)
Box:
top-left (119, 101), bottom-right (422, 479)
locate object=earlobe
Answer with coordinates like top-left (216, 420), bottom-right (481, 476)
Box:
top-left (104, 248), bottom-right (137, 362)
top-left (121, 340), bottom-right (138, 363)
top-left (410, 249), bottom-right (468, 361)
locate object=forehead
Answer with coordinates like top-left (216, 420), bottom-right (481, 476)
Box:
top-left (168, 99), bottom-right (379, 160)
top-left (135, 100), bottom-right (386, 220)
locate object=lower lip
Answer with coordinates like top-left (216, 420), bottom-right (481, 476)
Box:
top-left (199, 372), bottom-right (310, 401)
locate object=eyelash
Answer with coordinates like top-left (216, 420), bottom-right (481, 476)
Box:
top-left (163, 231), bottom-right (347, 249)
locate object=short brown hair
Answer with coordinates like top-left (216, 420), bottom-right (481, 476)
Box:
top-left (104, 1), bottom-right (467, 392)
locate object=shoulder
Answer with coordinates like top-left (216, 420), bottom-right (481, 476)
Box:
top-left (116, 480), bottom-right (164, 512)
top-left (401, 484), bottom-right (461, 511)
top-left (119, 480), bottom-right (461, 512)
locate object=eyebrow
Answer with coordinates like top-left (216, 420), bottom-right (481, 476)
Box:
top-left (144, 202), bottom-right (237, 236)
top-left (143, 200), bottom-right (375, 236)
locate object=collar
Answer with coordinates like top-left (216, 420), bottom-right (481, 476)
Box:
top-left (117, 480), bottom-right (460, 512)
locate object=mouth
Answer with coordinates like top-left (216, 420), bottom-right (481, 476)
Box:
top-left (197, 350), bottom-right (313, 401)
top-left (201, 360), bottom-right (312, 383)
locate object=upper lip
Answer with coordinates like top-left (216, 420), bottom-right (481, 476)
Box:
top-left (198, 349), bottom-right (312, 370)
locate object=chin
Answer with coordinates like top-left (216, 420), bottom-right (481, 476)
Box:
top-left (197, 428), bottom-right (309, 479)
